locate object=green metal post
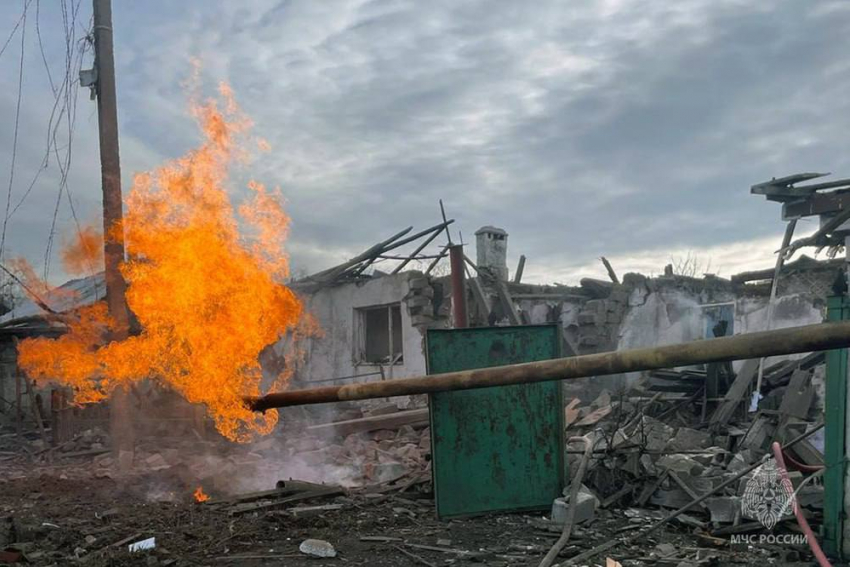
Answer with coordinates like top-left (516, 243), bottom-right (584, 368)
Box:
top-left (824, 296), bottom-right (848, 557)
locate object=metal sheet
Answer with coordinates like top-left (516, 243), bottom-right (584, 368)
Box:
top-left (426, 325), bottom-right (565, 518)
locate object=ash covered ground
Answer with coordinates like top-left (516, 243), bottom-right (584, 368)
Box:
top-left (0, 390), bottom-right (822, 567)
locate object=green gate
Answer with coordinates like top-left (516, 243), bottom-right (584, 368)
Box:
top-left (426, 325), bottom-right (565, 518)
top-left (825, 296), bottom-right (849, 557)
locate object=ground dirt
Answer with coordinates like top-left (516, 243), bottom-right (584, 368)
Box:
top-left (0, 469), bottom-right (816, 566)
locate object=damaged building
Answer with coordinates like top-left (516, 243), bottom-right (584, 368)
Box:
top-left (287, 224), bottom-right (834, 400)
top-left (1, 173), bottom-right (849, 567)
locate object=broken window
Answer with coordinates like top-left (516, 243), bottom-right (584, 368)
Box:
top-left (356, 304), bottom-right (403, 364)
top-left (702, 303), bottom-right (735, 338)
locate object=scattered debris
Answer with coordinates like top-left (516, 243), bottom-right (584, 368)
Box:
top-left (0, 350), bottom-right (828, 566)
top-left (128, 536), bottom-right (156, 553)
top-left (299, 538), bottom-right (337, 558)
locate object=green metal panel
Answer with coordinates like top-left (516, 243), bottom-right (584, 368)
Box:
top-left (426, 325), bottom-right (565, 518)
top-left (825, 296), bottom-right (849, 558)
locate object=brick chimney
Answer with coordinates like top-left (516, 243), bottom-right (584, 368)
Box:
top-left (475, 226), bottom-right (508, 281)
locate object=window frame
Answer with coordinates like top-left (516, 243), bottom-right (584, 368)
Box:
top-left (354, 303), bottom-right (404, 366)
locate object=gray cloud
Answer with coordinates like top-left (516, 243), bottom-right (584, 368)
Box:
top-left (1, 0), bottom-right (849, 286)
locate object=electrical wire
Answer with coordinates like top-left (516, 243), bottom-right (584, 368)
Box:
top-left (0, 0), bottom-right (97, 309)
top-left (34, 0), bottom-right (56, 95)
top-left (42, 0), bottom-right (94, 282)
top-left (0, 0), bottom-right (32, 62)
top-left (0, 2), bottom-right (28, 265)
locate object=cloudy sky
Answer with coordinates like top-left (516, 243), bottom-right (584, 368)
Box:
top-left (1, 0), bottom-right (849, 287)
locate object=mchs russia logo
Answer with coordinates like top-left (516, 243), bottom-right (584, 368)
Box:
top-left (742, 460), bottom-right (795, 530)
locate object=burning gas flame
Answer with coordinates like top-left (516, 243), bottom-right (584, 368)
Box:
top-left (7, 257), bottom-right (76, 303)
top-left (193, 486), bottom-right (210, 503)
top-left (61, 224), bottom-right (104, 276)
top-left (17, 82), bottom-right (302, 441)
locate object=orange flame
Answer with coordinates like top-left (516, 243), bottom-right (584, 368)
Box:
top-left (7, 257), bottom-right (74, 302)
top-left (193, 486), bottom-right (210, 502)
top-left (61, 224), bottom-right (103, 276)
top-left (17, 82), bottom-right (302, 441)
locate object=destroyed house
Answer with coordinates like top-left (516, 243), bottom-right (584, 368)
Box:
top-left (287, 225), bottom-right (839, 401)
top-left (0, 216), bottom-right (846, 565)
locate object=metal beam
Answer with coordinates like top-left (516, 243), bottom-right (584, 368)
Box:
top-left (247, 320), bottom-right (850, 411)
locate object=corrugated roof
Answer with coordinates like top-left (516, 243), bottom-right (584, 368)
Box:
top-left (0, 272), bottom-right (106, 325)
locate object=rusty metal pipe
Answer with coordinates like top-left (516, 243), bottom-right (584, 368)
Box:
top-left (449, 244), bottom-right (468, 328)
top-left (247, 320), bottom-right (850, 412)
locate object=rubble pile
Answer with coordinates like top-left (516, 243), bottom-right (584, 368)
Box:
top-left (558, 354), bottom-right (825, 552)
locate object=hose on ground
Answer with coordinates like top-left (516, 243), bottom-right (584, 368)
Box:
top-left (539, 435), bottom-right (593, 567)
top-left (771, 441), bottom-right (832, 567)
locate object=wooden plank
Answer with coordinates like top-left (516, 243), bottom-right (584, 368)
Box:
top-left (424, 247), bottom-right (449, 276)
top-left (778, 369), bottom-right (814, 419)
top-left (228, 488), bottom-right (342, 516)
top-left (600, 485), bottom-right (632, 509)
top-left (600, 256), bottom-right (619, 284)
top-left (25, 379), bottom-right (49, 448)
top-left (391, 223), bottom-right (447, 274)
top-left (495, 281), bottom-right (521, 325)
top-left (511, 293), bottom-right (588, 301)
top-left (564, 398), bottom-right (581, 428)
top-left (750, 172), bottom-right (827, 197)
top-left (786, 438), bottom-right (824, 467)
top-left (574, 406), bottom-right (611, 427)
top-left (710, 359), bottom-right (760, 427)
top-left (668, 471), bottom-right (707, 510)
top-left (299, 226), bottom-right (414, 286)
top-left (467, 276), bottom-right (490, 322)
top-left (15, 373), bottom-right (21, 439)
top-left (306, 408), bottom-right (429, 437)
top-left (637, 470), bottom-right (668, 506)
top-left (206, 480), bottom-right (333, 506)
top-left (395, 545), bottom-right (438, 567)
top-left (783, 188), bottom-right (850, 219)
top-left (513, 255), bottom-right (526, 284)
top-left (463, 254), bottom-right (481, 276)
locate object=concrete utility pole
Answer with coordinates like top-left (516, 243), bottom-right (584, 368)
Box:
top-left (92, 0), bottom-right (134, 468)
top-left (93, 0), bottom-right (128, 325)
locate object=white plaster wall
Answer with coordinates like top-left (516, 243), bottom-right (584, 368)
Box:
top-left (292, 277), bottom-right (826, 394)
top-left (618, 289), bottom-right (704, 351)
top-left (616, 290), bottom-right (824, 380)
top-left (618, 291), bottom-right (822, 349)
top-left (527, 303), bottom-right (552, 324)
top-left (514, 300), bottom-right (582, 330)
top-left (297, 273), bottom-right (427, 385)
top-left (733, 294), bottom-right (824, 369)
top-left (734, 295), bottom-right (824, 334)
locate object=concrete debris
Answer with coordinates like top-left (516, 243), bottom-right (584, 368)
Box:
top-left (557, 494), bottom-right (596, 526)
top-left (306, 408), bottom-right (429, 436)
top-left (562, 352), bottom-right (825, 549)
top-left (656, 455), bottom-right (705, 477)
top-left (289, 504), bottom-right (344, 518)
top-left (705, 496), bottom-right (742, 524)
top-left (666, 427), bottom-right (713, 452)
top-left (552, 485), bottom-right (599, 525)
top-left (299, 538), bottom-right (337, 558)
top-left (128, 537), bottom-right (156, 553)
